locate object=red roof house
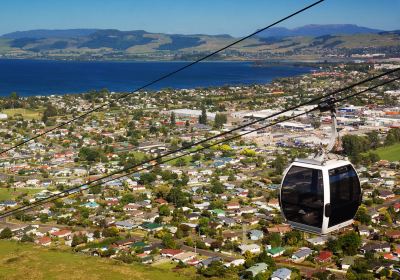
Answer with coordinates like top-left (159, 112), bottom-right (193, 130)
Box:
top-left (36, 236), bottom-right (52, 246)
top-left (316, 251), bottom-right (333, 262)
top-left (51, 229), bottom-right (72, 239)
top-left (160, 249), bottom-right (183, 257)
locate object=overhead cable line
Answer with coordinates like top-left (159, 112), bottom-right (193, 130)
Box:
top-left (2, 73), bottom-right (399, 219)
top-left (0, 0), bottom-right (325, 156)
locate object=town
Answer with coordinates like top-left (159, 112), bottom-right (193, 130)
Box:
top-left (0, 61), bottom-right (400, 280)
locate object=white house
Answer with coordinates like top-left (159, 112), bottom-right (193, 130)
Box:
top-left (238, 244), bottom-right (261, 255)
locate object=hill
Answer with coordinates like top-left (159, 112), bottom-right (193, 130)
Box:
top-left (1, 29), bottom-right (99, 39)
top-left (0, 240), bottom-right (190, 280)
top-left (257, 24), bottom-right (383, 38)
top-left (0, 25), bottom-right (398, 61)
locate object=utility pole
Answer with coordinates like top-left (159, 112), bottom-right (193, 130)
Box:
top-left (242, 223), bottom-right (247, 244)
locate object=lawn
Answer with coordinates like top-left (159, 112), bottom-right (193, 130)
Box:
top-left (0, 240), bottom-right (188, 280)
top-left (375, 143), bottom-right (400, 162)
top-left (0, 188), bottom-right (42, 201)
top-left (1, 108), bottom-right (43, 120)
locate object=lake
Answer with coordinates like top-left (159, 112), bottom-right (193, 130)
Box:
top-left (0, 59), bottom-right (314, 96)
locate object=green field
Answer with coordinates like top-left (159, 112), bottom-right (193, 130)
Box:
top-left (0, 240), bottom-right (188, 280)
top-left (0, 188), bottom-right (42, 201)
top-left (1, 108), bottom-right (43, 120)
top-left (375, 143), bottom-right (400, 162)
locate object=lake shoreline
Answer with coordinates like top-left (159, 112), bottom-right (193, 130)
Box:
top-left (0, 60), bottom-right (315, 97)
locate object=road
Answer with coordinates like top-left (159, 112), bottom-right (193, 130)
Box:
top-left (0, 219), bottom-right (84, 231)
top-left (180, 244), bottom-right (237, 262)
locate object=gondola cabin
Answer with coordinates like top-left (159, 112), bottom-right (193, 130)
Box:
top-left (279, 158), bottom-right (362, 235)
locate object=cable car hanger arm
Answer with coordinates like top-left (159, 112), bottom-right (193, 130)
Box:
top-left (315, 97), bottom-right (338, 161)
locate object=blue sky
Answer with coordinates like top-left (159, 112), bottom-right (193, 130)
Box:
top-left (0, 0), bottom-right (399, 36)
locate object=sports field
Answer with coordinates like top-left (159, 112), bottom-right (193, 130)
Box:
top-left (0, 240), bottom-right (188, 280)
top-left (375, 143), bottom-right (400, 161)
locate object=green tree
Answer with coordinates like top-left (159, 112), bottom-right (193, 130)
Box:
top-left (264, 232), bottom-right (282, 247)
top-left (339, 231), bottom-right (361, 256)
top-left (102, 227), bottom-right (119, 237)
top-left (368, 152), bottom-right (380, 163)
top-left (116, 251), bottom-right (135, 264)
top-left (0, 227), bottom-right (12, 239)
top-left (347, 258), bottom-right (374, 280)
top-left (174, 158), bottom-right (187, 167)
top-left (78, 147), bottom-right (105, 162)
top-left (120, 193), bottom-right (135, 204)
top-left (384, 128), bottom-right (400, 146)
top-left (214, 113), bottom-right (227, 129)
top-left (10, 92), bottom-right (19, 100)
top-left (170, 112), bottom-right (176, 127)
top-left (272, 154), bottom-right (287, 175)
top-left (198, 261), bottom-right (226, 278)
top-left (355, 207), bottom-right (371, 225)
top-left (210, 178), bottom-right (224, 194)
top-left (284, 230), bottom-right (302, 246)
top-left (162, 233), bottom-right (177, 249)
top-left (198, 106), bottom-right (207, 125)
top-left (342, 135), bottom-right (369, 162)
top-left (167, 187), bottom-right (188, 207)
top-left (42, 104), bottom-right (58, 124)
top-left (21, 234), bottom-right (34, 242)
top-left (158, 204), bottom-right (171, 216)
top-left (366, 131), bottom-right (380, 149)
top-left (139, 172), bottom-right (157, 185)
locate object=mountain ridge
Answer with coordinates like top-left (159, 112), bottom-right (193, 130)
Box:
top-left (1, 24), bottom-right (387, 39)
top-left (257, 24), bottom-right (383, 38)
top-left (0, 24), bottom-right (398, 61)
top-left (1, 29), bottom-right (100, 39)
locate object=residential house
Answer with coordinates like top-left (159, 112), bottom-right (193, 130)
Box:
top-left (316, 251), bottom-right (333, 263)
top-left (238, 244), bottom-right (261, 255)
top-left (386, 230), bottom-right (400, 239)
top-left (267, 247), bottom-right (285, 258)
top-left (360, 242), bottom-right (391, 253)
top-left (383, 253), bottom-right (399, 261)
top-left (368, 209), bottom-right (380, 223)
top-left (123, 203), bottom-right (140, 211)
top-left (0, 200), bottom-right (17, 207)
top-left (267, 199), bottom-right (280, 209)
top-left (267, 224), bottom-right (291, 235)
top-left (115, 220), bottom-right (135, 230)
top-left (359, 226), bottom-right (371, 237)
top-left (222, 231), bottom-right (240, 242)
top-left (248, 229), bottom-right (264, 241)
top-left (219, 217), bottom-right (236, 227)
top-left (83, 201), bottom-right (99, 208)
top-left (245, 263), bottom-right (268, 277)
top-left (341, 256), bottom-right (355, 270)
top-left (173, 252), bottom-right (197, 263)
top-left (160, 249), bottom-right (183, 258)
top-left (224, 259), bottom-right (245, 267)
top-left (35, 236), bottom-right (52, 246)
top-left (210, 209), bottom-right (225, 217)
top-left (197, 257), bottom-right (222, 268)
top-left (292, 247), bottom-right (312, 263)
top-left (378, 190), bottom-right (395, 200)
top-left (140, 222), bottom-right (163, 232)
top-left (136, 253), bottom-right (153, 264)
top-left (393, 202), bottom-right (400, 213)
top-left (51, 229), bottom-right (72, 240)
top-left (306, 236), bottom-right (328, 246)
top-left (226, 202), bottom-right (240, 210)
top-left (194, 202), bottom-right (210, 210)
top-left (271, 267), bottom-right (292, 280)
